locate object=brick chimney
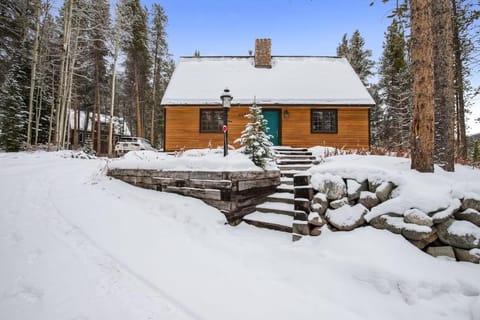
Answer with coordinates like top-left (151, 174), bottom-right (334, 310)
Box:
top-left (254, 38), bottom-right (272, 68)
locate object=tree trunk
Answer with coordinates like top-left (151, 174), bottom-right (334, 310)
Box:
top-left (27, 1), bottom-right (41, 146)
top-left (410, 0), bottom-right (435, 172)
top-left (108, 39), bottom-right (119, 157)
top-left (433, 0), bottom-right (455, 171)
top-left (451, 0), bottom-right (467, 161)
top-left (134, 62), bottom-right (143, 137)
top-left (95, 56), bottom-right (102, 154)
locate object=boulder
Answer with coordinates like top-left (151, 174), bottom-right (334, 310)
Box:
top-left (330, 197), bottom-right (349, 209)
top-left (429, 198), bottom-right (461, 224)
top-left (346, 179), bottom-right (362, 201)
top-left (454, 208), bottom-right (480, 227)
top-left (426, 246), bottom-right (456, 260)
top-left (404, 208), bottom-right (433, 227)
top-left (462, 195), bottom-right (480, 211)
top-left (437, 219), bottom-right (480, 250)
top-left (369, 215), bottom-right (404, 234)
top-left (313, 174), bottom-right (346, 200)
top-left (358, 191), bottom-right (380, 209)
top-left (375, 181), bottom-right (394, 202)
top-left (453, 248), bottom-right (480, 264)
top-left (368, 180), bottom-right (381, 193)
top-left (409, 232), bottom-right (438, 250)
top-left (310, 226), bottom-right (322, 236)
top-left (326, 204), bottom-right (368, 231)
top-left (308, 211), bottom-right (325, 227)
top-left (402, 225), bottom-right (436, 241)
top-left (311, 193), bottom-right (328, 215)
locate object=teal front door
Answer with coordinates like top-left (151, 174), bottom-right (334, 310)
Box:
top-left (262, 110), bottom-right (280, 146)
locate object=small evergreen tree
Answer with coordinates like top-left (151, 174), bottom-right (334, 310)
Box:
top-left (235, 103), bottom-right (273, 169)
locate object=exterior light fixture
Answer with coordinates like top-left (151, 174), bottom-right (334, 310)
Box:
top-left (220, 88), bottom-right (233, 157)
top-left (284, 109), bottom-right (289, 119)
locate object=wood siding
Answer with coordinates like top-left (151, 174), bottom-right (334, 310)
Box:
top-left (164, 106), bottom-right (370, 151)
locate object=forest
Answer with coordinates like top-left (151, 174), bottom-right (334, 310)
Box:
top-left (0, 0), bottom-right (479, 172)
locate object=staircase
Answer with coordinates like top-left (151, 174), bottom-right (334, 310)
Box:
top-left (242, 147), bottom-right (316, 233)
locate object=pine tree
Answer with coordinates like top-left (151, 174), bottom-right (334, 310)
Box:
top-left (0, 65), bottom-right (28, 151)
top-left (378, 19), bottom-right (412, 151)
top-left (336, 30), bottom-right (375, 86)
top-left (235, 103), bottom-right (273, 169)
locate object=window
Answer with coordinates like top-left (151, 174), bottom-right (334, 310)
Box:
top-left (200, 109), bottom-right (223, 133)
top-left (311, 110), bottom-right (337, 133)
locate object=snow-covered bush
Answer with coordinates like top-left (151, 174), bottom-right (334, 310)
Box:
top-left (235, 103), bottom-right (273, 169)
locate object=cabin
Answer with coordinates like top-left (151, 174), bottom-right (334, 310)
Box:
top-left (161, 39), bottom-right (375, 152)
top-left (69, 110), bottom-right (131, 154)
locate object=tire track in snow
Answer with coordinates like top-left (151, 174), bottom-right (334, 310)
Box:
top-left (44, 162), bottom-right (207, 320)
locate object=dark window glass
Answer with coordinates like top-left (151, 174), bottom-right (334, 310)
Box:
top-left (200, 109), bottom-right (223, 133)
top-left (311, 110), bottom-right (337, 133)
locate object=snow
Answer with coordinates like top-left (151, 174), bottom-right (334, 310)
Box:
top-left (161, 56), bottom-right (375, 105)
top-left (1, 150), bottom-right (480, 320)
top-left (109, 149), bottom-right (272, 171)
top-left (448, 221), bottom-right (480, 245)
top-left (307, 154), bottom-right (480, 221)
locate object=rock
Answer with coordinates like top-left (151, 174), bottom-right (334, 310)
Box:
top-left (437, 219), bottom-right (480, 250)
top-left (462, 195), bottom-right (480, 211)
top-left (369, 215), bottom-right (404, 234)
top-left (453, 248), bottom-right (480, 264)
top-left (310, 226), bottom-right (322, 236)
top-left (326, 204), bottom-right (368, 231)
top-left (404, 208), bottom-right (433, 227)
top-left (409, 233), bottom-right (438, 250)
top-left (308, 211), bottom-right (325, 227)
top-left (427, 246), bottom-right (456, 260)
top-left (454, 208), bottom-right (480, 227)
top-left (330, 197), bottom-right (349, 209)
top-left (292, 220), bottom-right (310, 236)
top-left (429, 199), bottom-right (461, 224)
top-left (358, 191), bottom-right (379, 209)
top-left (311, 193), bottom-right (328, 215)
top-left (368, 180), bottom-right (381, 193)
top-left (312, 173), bottom-right (346, 200)
top-left (346, 179), bottom-right (362, 201)
top-left (402, 225), bottom-right (436, 241)
top-left (375, 181), bottom-right (394, 203)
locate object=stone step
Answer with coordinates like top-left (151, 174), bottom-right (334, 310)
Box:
top-left (278, 164), bottom-right (312, 171)
top-left (275, 154), bottom-right (316, 160)
top-left (266, 192), bottom-right (295, 204)
top-left (280, 177), bottom-right (293, 185)
top-left (242, 211), bottom-right (293, 233)
top-left (280, 170), bottom-right (304, 178)
top-left (274, 151), bottom-right (313, 156)
top-left (272, 146), bottom-right (309, 152)
top-left (276, 159), bottom-right (314, 165)
top-left (277, 183), bottom-right (294, 193)
top-left (256, 201), bottom-right (295, 216)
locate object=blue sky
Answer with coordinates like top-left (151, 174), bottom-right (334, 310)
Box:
top-left (143, 0), bottom-right (398, 60)
top-left (142, 0), bottom-right (480, 133)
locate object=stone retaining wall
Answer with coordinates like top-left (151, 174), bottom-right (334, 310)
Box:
top-left (293, 173), bottom-right (480, 264)
top-left (107, 168), bottom-right (281, 223)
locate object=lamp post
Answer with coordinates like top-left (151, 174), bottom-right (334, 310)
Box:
top-left (220, 88), bottom-right (233, 157)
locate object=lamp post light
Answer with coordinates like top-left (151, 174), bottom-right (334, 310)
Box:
top-left (220, 88), bottom-right (233, 157)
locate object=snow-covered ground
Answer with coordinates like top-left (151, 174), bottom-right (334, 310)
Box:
top-left (1, 151), bottom-right (480, 320)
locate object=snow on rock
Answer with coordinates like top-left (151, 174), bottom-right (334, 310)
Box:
top-left (326, 203), bottom-right (368, 231)
top-left (430, 198), bottom-right (462, 224)
top-left (370, 215), bottom-right (434, 241)
top-left (455, 208), bottom-right (480, 227)
top-left (109, 149), bottom-right (268, 171)
top-left (358, 191), bottom-right (379, 209)
top-left (437, 219), bottom-right (480, 249)
top-left (307, 211), bottom-right (324, 227)
top-left (461, 193), bottom-right (480, 211)
top-left (311, 173), bottom-right (346, 200)
top-left (404, 208), bottom-right (433, 227)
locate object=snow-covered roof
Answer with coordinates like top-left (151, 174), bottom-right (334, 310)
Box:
top-left (69, 110), bottom-right (131, 136)
top-left (161, 56), bottom-right (375, 106)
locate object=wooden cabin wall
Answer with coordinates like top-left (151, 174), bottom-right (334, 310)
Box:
top-left (164, 106), bottom-right (370, 151)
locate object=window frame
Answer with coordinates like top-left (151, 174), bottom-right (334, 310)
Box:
top-left (310, 109), bottom-right (338, 134)
top-left (199, 108), bottom-right (224, 133)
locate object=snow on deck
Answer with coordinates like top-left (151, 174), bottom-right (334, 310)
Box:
top-left (161, 56), bottom-right (375, 105)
